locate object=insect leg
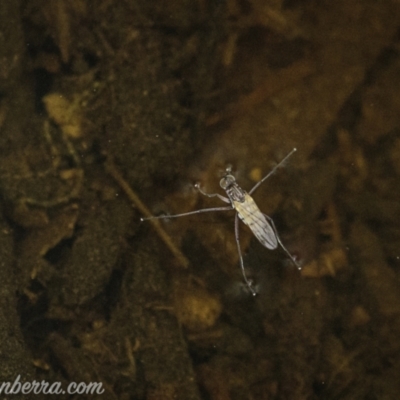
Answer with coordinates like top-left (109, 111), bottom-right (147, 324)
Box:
top-left (263, 214), bottom-right (301, 269)
top-left (195, 183), bottom-right (230, 204)
top-left (235, 213), bottom-right (257, 296)
top-left (249, 148), bottom-right (297, 195)
top-left (141, 206), bottom-right (233, 221)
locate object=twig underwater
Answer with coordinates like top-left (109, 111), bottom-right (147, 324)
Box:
top-left (141, 148), bottom-right (300, 296)
top-left (105, 160), bottom-right (189, 269)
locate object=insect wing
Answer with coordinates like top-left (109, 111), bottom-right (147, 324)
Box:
top-left (234, 193), bottom-right (278, 249)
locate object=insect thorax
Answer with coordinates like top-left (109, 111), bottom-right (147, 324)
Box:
top-left (226, 182), bottom-right (246, 203)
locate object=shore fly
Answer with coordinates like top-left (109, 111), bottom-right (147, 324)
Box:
top-left (141, 148), bottom-right (300, 296)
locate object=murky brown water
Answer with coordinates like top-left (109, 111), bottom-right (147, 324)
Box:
top-left (1, 1), bottom-right (400, 399)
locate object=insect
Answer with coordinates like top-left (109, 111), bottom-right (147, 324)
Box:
top-left (141, 148), bottom-right (300, 296)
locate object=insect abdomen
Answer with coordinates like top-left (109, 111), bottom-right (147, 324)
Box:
top-left (234, 194), bottom-right (278, 250)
